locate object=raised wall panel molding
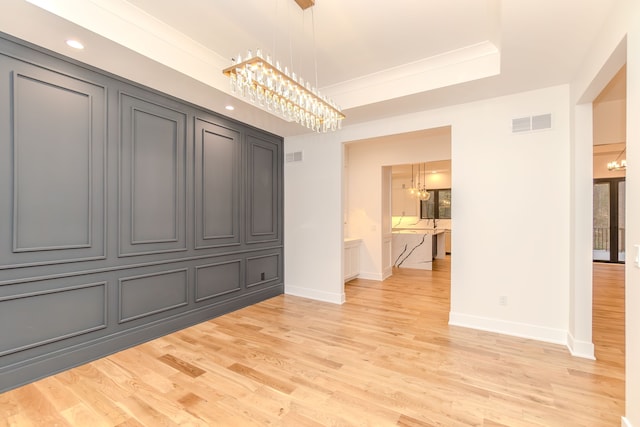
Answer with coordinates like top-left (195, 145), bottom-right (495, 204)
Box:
top-left (0, 282), bottom-right (106, 357)
top-left (245, 253), bottom-right (280, 288)
top-left (118, 92), bottom-right (187, 256)
top-left (0, 245), bottom-right (284, 287)
top-left (195, 259), bottom-right (242, 302)
top-left (0, 57), bottom-right (106, 269)
top-left (13, 73), bottom-right (92, 251)
top-left (245, 132), bottom-right (282, 244)
top-left (118, 268), bottom-right (188, 323)
top-left (194, 118), bottom-right (241, 249)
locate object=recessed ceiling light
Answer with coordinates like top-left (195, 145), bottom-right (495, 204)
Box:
top-left (65, 39), bottom-right (84, 49)
top-left (225, 105), bottom-right (235, 111)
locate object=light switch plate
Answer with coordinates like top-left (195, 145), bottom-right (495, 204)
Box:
top-left (634, 244), bottom-right (640, 267)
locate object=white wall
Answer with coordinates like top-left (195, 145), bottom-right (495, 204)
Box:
top-left (594, 98), bottom-right (626, 145)
top-left (345, 128), bottom-right (451, 280)
top-left (285, 84), bottom-right (572, 346)
top-left (448, 86), bottom-right (570, 343)
top-left (571, 0), bottom-right (640, 424)
top-left (284, 132), bottom-right (345, 304)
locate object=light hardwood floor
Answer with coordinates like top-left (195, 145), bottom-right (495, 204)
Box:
top-left (593, 261), bottom-right (625, 369)
top-left (0, 258), bottom-right (625, 426)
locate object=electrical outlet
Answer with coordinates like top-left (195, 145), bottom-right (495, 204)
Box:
top-left (499, 296), bottom-right (507, 306)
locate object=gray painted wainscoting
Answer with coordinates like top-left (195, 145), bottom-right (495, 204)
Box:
top-left (0, 34), bottom-right (284, 393)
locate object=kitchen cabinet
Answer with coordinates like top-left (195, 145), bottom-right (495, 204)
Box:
top-left (344, 238), bottom-right (362, 281)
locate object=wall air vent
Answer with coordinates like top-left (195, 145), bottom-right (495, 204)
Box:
top-left (286, 151), bottom-right (303, 162)
top-left (512, 114), bottom-right (552, 133)
top-left (512, 117), bottom-right (531, 133)
top-left (531, 113), bottom-right (552, 130)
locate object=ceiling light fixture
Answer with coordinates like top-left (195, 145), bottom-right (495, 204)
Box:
top-left (607, 147), bottom-right (627, 171)
top-left (406, 163), bottom-right (431, 200)
top-left (65, 39), bottom-right (84, 49)
top-left (222, 0), bottom-right (344, 132)
top-left (225, 105), bottom-right (235, 111)
top-left (417, 163), bottom-right (431, 201)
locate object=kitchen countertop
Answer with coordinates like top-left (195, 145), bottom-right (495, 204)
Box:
top-left (392, 228), bottom-right (446, 234)
top-left (344, 237), bottom-right (362, 243)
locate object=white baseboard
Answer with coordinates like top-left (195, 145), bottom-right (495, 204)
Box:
top-left (622, 416), bottom-right (633, 427)
top-left (449, 312), bottom-right (567, 346)
top-left (357, 272), bottom-right (384, 281)
top-left (566, 331), bottom-right (595, 359)
top-left (285, 285), bottom-right (345, 304)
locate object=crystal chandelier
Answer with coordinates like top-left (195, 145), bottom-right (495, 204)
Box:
top-left (223, 50), bottom-right (344, 132)
top-left (222, 0), bottom-right (344, 132)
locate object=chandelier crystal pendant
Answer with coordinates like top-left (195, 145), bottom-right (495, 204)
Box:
top-left (222, 49), bottom-right (345, 132)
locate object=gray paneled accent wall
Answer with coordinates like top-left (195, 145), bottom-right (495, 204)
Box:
top-left (0, 34), bottom-right (284, 393)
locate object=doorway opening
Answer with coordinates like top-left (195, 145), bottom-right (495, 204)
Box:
top-left (390, 161), bottom-right (451, 273)
top-left (591, 64), bottom-right (625, 373)
top-left (342, 126), bottom-right (451, 283)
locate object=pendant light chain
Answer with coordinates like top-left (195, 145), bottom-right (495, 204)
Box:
top-left (288, 0), bottom-right (294, 73)
top-left (311, 7), bottom-right (318, 92)
top-left (411, 164), bottom-right (414, 194)
top-left (271, 0), bottom-right (279, 63)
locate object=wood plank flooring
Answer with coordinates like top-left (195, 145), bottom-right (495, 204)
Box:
top-left (0, 258), bottom-right (625, 426)
top-left (593, 261), bottom-right (625, 369)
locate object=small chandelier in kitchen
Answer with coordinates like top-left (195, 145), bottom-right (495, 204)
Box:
top-left (407, 163), bottom-right (431, 201)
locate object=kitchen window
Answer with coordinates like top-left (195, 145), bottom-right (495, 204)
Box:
top-left (420, 189), bottom-right (451, 219)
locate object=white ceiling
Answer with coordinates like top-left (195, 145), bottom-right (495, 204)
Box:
top-left (1, 0), bottom-right (619, 137)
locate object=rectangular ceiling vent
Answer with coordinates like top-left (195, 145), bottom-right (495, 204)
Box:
top-left (512, 113), bottom-right (552, 133)
top-left (286, 151), bottom-right (303, 162)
